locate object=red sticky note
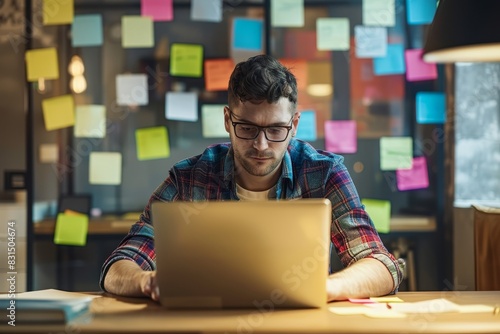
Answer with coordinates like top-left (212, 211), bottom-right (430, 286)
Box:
top-left (396, 156), bottom-right (429, 191)
top-left (324, 120), bottom-right (357, 154)
top-left (141, 0), bottom-right (173, 21)
top-left (405, 49), bottom-right (437, 82)
top-left (204, 59), bottom-right (234, 91)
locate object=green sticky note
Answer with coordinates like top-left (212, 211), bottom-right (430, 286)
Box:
top-left (135, 126), bottom-right (170, 161)
top-left (362, 199), bottom-right (391, 233)
top-left (122, 16), bottom-right (154, 48)
top-left (54, 213), bottom-right (89, 246)
top-left (380, 137), bottom-right (413, 170)
top-left (74, 105), bottom-right (106, 138)
top-left (201, 104), bottom-right (229, 138)
top-left (170, 43), bottom-right (204, 77)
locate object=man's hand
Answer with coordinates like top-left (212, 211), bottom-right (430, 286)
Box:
top-left (140, 271), bottom-right (160, 301)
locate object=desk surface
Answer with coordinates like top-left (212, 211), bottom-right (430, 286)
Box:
top-left (4, 291), bottom-right (500, 333)
top-left (34, 215), bottom-right (437, 235)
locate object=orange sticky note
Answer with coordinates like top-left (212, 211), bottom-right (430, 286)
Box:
top-left (25, 48), bottom-right (59, 82)
top-left (204, 59), bottom-right (234, 91)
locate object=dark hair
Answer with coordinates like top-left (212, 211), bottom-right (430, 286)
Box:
top-left (228, 55), bottom-right (298, 112)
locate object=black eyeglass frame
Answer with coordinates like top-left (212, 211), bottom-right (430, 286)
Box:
top-left (226, 107), bottom-right (294, 143)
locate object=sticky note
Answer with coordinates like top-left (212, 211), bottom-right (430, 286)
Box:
top-left (324, 120), bottom-right (357, 154)
top-left (295, 110), bottom-right (317, 141)
top-left (416, 92), bottom-right (446, 124)
top-left (361, 198), bottom-right (391, 233)
top-left (170, 43), bottom-right (204, 77)
top-left (71, 15), bottom-right (103, 47)
top-left (279, 59), bottom-right (308, 90)
top-left (406, 0), bottom-right (436, 25)
top-left (43, 0), bottom-right (74, 25)
top-left (165, 92), bottom-right (198, 122)
top-left (191, 0), bottom-right (222, 22)
top-left (397, 156), bottom-right (429, 191)
top-left (232, 17), bottom-right (263, 51)
top-left (373, 44), bottom-right (405, 75)
top-left (42, 95), bottom-right (75, 131)
top-left (316, 18), bottom-right (350, 51)
top-left (53, 212), bottom-right (88, 246)
top-left (116, 74), bottom-right (148, 106)
top-left (39, 144), bottom-right (59, 163)
top-left (122, 16), bottom-right (154, 48)
top-left (135, 126), bottom-right (170, 161)
top-left (141, 0), bottom-right (173, 21)
top-left (349, 298), bottom-right (376, 304)
top-left (405, 49), bottom-right (438, 81)
top-left (370, 296), bottom-right (404, 303)
top-left (204, 59), bottom-right (234, 91)
top-left (25, 48), bottom-right (59, 82)
top-left (355, 26), bottom-right (387, 58)
top-left (271, 0), bottom-right (304, 27)
top-left (74, 105), bottom-right (106, 138)
top-left (363, 0), bottom-right (395, 27)
top-left (201, 104), bottom-right (228, 138)
top-left (380, 136), bottom-right (413, 170)
top-left (89, 152), bottom-right (122, 185)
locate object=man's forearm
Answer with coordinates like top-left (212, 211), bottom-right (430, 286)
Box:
top-left (327, 257), bottom-right (394, 301)
top-left (103, 260), bottom-right (150, 297)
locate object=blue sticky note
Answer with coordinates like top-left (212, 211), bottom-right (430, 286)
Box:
top-left (416, 92), bottom-right (446, 124)
top-left (72, 14), bottom-right (103, 47)
top-left (407, 0), bottom-right (436, 25)
top-left (373, 44), bottom-right (406, 76)
top-left (232, 17), bottom-right (263, 50)
top-left (296, 110), bottom-right (317, 141)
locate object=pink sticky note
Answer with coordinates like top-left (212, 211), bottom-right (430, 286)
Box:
top-left (348, 298), bottom-right (376, 304)
top-left (396, 156), bottom-right (429, 191)
top-left (141, 0), bottom-right (173, 21)
top-left (324, 120), bottom-right (357, 154)
top-left (405, 49), bottom-right (437, 81)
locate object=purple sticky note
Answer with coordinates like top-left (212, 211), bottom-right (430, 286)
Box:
top-left (396, 156), bottom-right (429, 191)
top-left (324, 120), bottom-right (357, 154)
top-left (405, 49), bottom-right (437, 81)
top-left (141, 0), bottom-right (173, 21)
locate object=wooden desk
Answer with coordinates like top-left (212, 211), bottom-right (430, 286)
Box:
top-left (4, 291), bottom-right (500, 333)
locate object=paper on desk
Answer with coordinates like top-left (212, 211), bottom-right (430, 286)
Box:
top-left (0, 289), bottom-right (99, 300)
top-left (385, 298), bottom-right (460, 313)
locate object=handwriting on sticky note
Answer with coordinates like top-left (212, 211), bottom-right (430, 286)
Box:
top-left (170, 43), bottom-right (204, 77)
top-left (25, 48), bottom-right (59, 82)
top-left (42, 95), bottom-right (75, 131)
top-left (54, 213), bottom-right (88, 246)
top-left (135, 126), bottom-right (170, 161)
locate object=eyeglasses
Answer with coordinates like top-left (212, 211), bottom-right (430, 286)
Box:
top-left (227, 108), bottom-right (294, 142)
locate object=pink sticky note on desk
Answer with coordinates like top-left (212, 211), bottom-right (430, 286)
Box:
top-left (324, 120), bottom-right (357, 154)
top-left (349, 298), bottom-right (376, 304)
top-left (141, 0), bottom-right (173, 21)
top-left (396, 156), bottom-right (429, 191)
top-left (405, 49), bottom-right (437, 82)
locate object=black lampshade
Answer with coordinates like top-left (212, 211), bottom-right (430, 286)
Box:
top-left (423, 0), bottom-right (500, 63)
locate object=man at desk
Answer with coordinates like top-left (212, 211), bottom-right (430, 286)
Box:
top-left (100, 55), bottom-right (403, 302)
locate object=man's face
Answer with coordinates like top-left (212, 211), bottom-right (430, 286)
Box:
top-left (224, 97), bottom-right (299, 191)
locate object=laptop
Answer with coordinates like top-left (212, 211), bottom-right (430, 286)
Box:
top-left (151, 198), bottom-right (331, 309)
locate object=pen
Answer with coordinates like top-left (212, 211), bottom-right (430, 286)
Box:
top-left (386, 303), bottom-right (392, 310)
top-left (493, 306), bottom-right (499, 315)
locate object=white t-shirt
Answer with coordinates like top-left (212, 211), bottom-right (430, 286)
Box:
top-left (236, 183), bottom-right (277, 201)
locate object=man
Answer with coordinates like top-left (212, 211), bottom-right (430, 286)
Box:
top-left (100, 55), bottom-right (403, 301)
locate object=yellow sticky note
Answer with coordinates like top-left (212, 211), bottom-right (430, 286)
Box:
top-left (201, 104), bottom-right (228, 138)
top-left (135, 126), bottom-right (170, 161)
top-left (54, 212), bottom-right (88, 246)
top-left (370, 296), bottom-right (404, 303)
top-left (25, 48), bottom-right (59, 82)
top-left (170, 43), bottom-right (204, 77)
top-left (361, 198), bottom-right (391, 233)
top-left (89, 152), bottom-right (122, 185)
top-left (43, 0), bottom-right (74, 25)
top-left (122, 16), bottom-right (154, 48)
top-left (42, 95), bottom-right (75, 131)
top-left (74, 105), bottom-right (106, 138)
